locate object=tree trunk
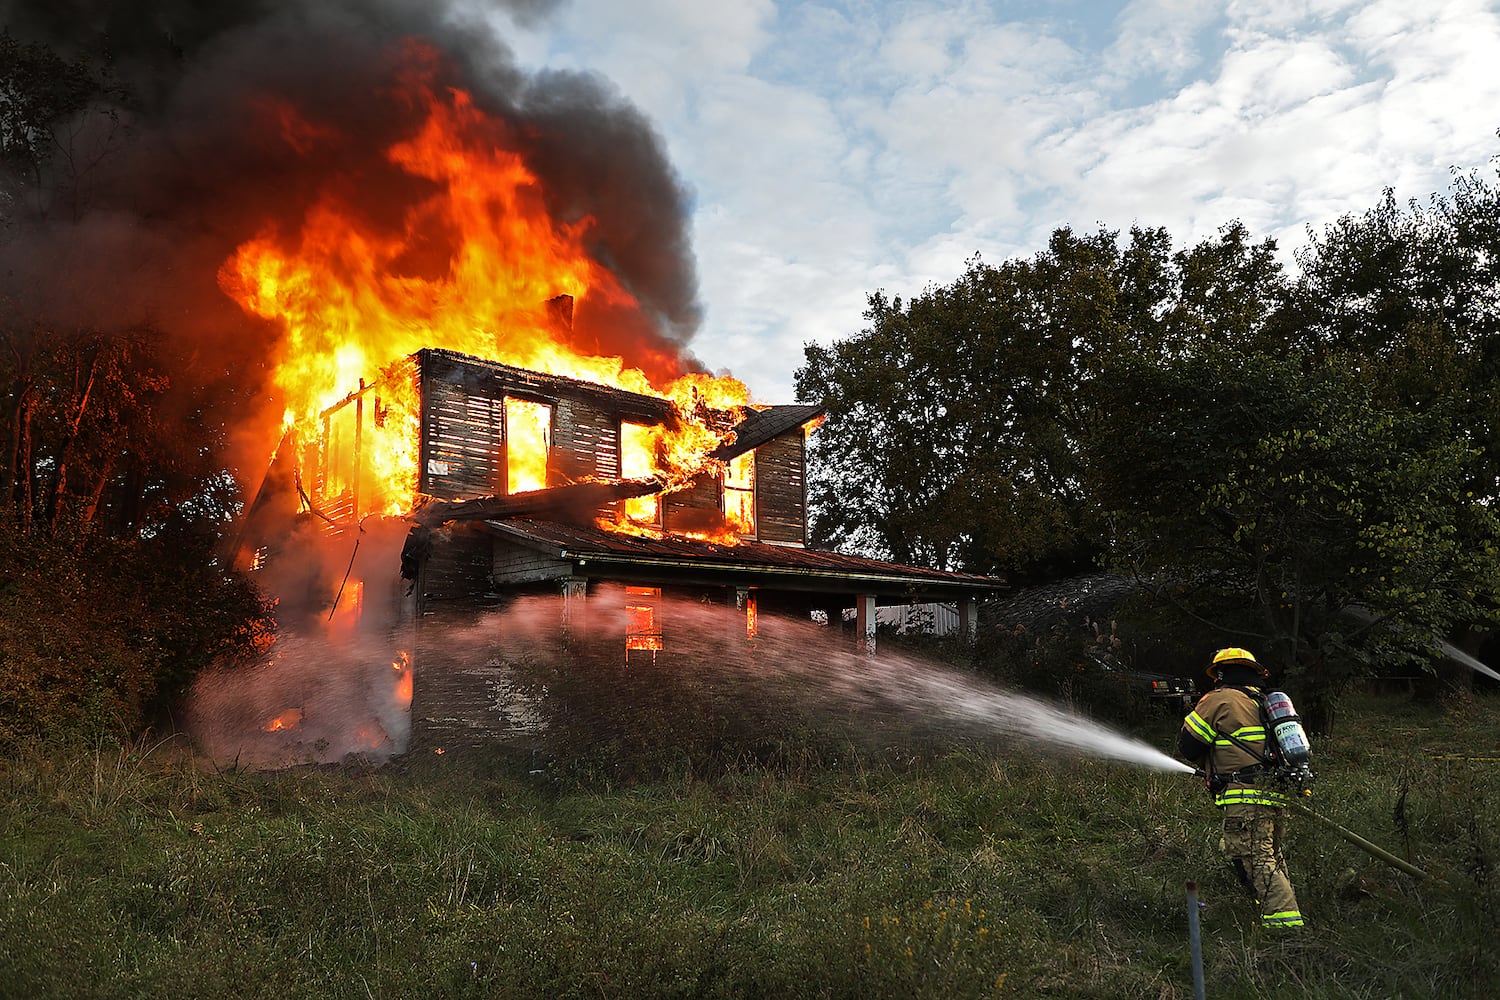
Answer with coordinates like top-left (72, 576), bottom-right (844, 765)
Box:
top-left (46, 346), bottom-right (100, 534)
top-left (77, 449), bottom-right (117, 532)
top-left (12, 389), bottom-right (36, 533)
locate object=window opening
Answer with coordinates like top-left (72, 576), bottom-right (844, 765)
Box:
top-left (505, 397), bottom-right (552, 494)
top-left (620, 421), bottom-right (661, 524)
top-left (723, 450), bottom-right (756, 536)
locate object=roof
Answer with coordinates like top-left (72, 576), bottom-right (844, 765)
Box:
top-left (482, 517), bottom-right (1003, 599)
top-left (711, 404), bottom-right (825, 460)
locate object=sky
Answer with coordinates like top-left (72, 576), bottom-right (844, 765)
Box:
top-left (481, 0), bottom-right (1500, 405)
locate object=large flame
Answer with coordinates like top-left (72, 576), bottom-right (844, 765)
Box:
top-left (219, 43), bottom-right (748, 516)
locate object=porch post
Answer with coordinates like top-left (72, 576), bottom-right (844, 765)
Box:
top-left (855, 593), bottom-right (876, 656)
top-left (561, 577), bottom-right (588, 630)
top-left (959, 595), bottom-right (978, 643)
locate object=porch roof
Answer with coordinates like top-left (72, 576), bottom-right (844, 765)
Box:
top-left (480, 517), bottom-right (1005, 601)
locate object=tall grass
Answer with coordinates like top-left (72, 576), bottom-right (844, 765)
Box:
top-left (2, 693), bottom-right (1497, 998)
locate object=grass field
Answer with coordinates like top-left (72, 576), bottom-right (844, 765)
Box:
top-left (2, 689), bottom-right (1497, 999)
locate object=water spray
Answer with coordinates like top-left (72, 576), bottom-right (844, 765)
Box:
top-left (1436, 638), bottom-right (1500, 683)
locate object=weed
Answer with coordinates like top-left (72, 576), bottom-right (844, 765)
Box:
top-left (2, 693), bottom-right (1499, 997)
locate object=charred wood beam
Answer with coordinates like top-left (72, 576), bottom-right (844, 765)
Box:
top-left (409, 478), bottom-right (662, 527)
top-left (401, 478), bottom-right (662, 585)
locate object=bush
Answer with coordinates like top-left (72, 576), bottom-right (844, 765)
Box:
top-left (0, 521), bottom-right (272, 741)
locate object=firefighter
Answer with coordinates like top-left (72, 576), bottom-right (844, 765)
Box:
top-left (1178, 647), bottom-right (1305, 931)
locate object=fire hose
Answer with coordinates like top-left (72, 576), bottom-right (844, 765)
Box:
top-left (1195, 708), bottom-right (1436, 883)
top-left (1283, 798), bottom-right (1431, 882)
top-left (1187, 766), bottom-right (1433, 883)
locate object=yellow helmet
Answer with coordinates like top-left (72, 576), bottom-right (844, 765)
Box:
top-left (1207, 646), bottom-right (1269, 681)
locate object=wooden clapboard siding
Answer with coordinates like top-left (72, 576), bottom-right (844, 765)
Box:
top-left (756, 430), bottom-right (807, 545)
top-left (417, 523), bottom-right (494, 601)
top-left (410, 609), bottom-right (547, 750)
top-left (421, 376), bottom-right (504, 501)
top-left (663, 476), bottom-right (723, 534)
top-left (416, 349), bottom-right (669, 500)
top-left (492, 540), bottom-right (572, 585)
top-left (553, 396), bottom-right (620, 484)
top-left (310, 351), bottom-right (814, 552)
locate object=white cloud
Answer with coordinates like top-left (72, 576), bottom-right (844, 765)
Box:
top-left (501, 0), bottom-right (1500, 403)
top-left (1105, 0), bottom-right (1222, 83)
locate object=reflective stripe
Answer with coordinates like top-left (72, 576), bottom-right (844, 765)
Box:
top-left (1262, 911), bottom-right (1304, 928)
top-left (1184, 712), bottom-right (1216, 744)
top-left (1214, 786), bottom-right (1289, 808)
top-left (1215, 725), bottom-right (1267, 748)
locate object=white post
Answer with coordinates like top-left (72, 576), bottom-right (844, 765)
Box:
top-left (561, 577), bottom-right (588, 628)
top-left (959, 596), bottom-right (978, 643)
top-left (856, 593), bottom-right (876, 657)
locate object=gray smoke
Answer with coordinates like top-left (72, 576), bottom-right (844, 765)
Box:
top-left (1, 0), bottom-right (704, 469)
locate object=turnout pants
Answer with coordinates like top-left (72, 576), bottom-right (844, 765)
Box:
top-left (1219, 801), bottom-right (1304, 929)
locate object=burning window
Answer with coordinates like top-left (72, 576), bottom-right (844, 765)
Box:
top-left (505, 397), bottom-right (552, 494)
top-left (723, 450), bottom-right (756, 536)
top-left (312, 365), bottom-right (422, 519)
top-left (322, 401), bottom-right (358, 503)
top-left (625, 585), bottom-right (664, 657)
top-left (620, 421), bottom-right (661, 524)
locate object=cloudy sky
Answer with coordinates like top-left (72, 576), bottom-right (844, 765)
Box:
top-left (498, 0), bottom-right (1500, 403)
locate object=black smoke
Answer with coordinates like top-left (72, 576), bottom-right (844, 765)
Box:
top-left (0, 0), bottom-right (704, 473)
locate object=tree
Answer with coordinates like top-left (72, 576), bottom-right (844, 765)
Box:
top-left (1290, 170), bottom-right (1500, 675)
top-left (1087, 343), bottom-right (1500, 731)
top-left (795, 223), bottom-right (1288, 581)
top-left (0, 29), bottom-right (107, 225)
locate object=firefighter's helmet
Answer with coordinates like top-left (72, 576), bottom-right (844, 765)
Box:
top-left (1207, 646), bottom-right (1269, 681)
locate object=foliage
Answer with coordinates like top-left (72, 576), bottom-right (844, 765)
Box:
top-left (0, 29), bottom-right (103, 219)
top-left (1085, 345), bottom-right (1500, 727)
top-left (800, 161), bottom-right (1500, 722)
top-left (795, 223), bottom-right (1287, 582)
top-left (0, 313), bottom-right (272, 739)
top-left (2, 694), bottom-right (1498, 998)
top-left (0, 518), bottom-right (274, 741)
top-left (0, 320), bottom-right (248, 538)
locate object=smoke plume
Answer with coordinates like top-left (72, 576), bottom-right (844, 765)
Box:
top-left (1, 0), bottom-right (703, 476)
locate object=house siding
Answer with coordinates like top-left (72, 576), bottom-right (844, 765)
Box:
top-left (663, 477), bottom-right (724, 535)
top-left (756, 430), bottom-right (807, 545)
top-left (416, 349), bottom-right (668, 500)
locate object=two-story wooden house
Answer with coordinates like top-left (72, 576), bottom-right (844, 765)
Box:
top-left (253, 347), bottom-right (1002, 748)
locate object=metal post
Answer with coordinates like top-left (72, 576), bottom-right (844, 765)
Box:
top-left (1186, 881), bottom-right (1205, 1000)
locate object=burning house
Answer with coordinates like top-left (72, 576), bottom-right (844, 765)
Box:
top-left (1, 2), bottom-right (1002, 759)
top-left (247, 342), bottom-right (1003, 750)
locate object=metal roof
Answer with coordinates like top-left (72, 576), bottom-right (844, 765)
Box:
top-left (481, 517), bottom-right (1004, 598)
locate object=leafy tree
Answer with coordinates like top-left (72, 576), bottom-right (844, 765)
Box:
top-left (1087, 344), bottom-right (1500, 731)
top-left (795, 223), bottom-right (1288, 582)
top-left (0, 29), bottom-right (114, 225)
top-left (1291, 170), bottom-right (1500, 672)
top-left (0, 24), bottom-right (267, 735)
top-left (0, 514), bottom-right (274, 741)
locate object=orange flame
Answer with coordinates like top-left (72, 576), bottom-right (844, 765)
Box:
top-left (219, 43), bottom-right (748, 516)
top-left (262, 708), bottom-right (304, 733)
top-left (393, 650), bottom-right (413, 708)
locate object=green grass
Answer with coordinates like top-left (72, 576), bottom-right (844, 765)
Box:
top-left (2, 692), bottom-right (1498, 999)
